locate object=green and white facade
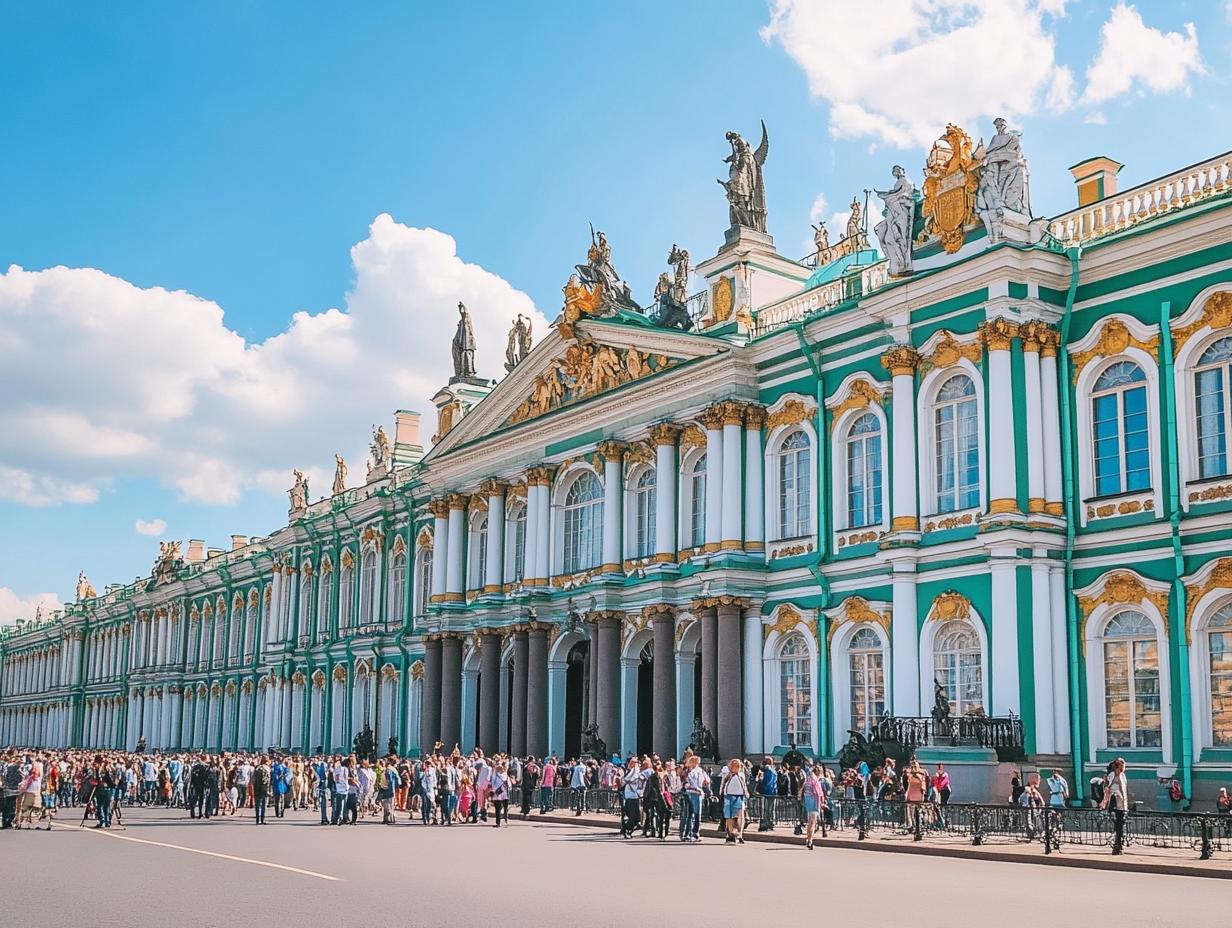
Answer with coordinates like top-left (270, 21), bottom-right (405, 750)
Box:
top-left (3, 141), bottom-right (1232, 806)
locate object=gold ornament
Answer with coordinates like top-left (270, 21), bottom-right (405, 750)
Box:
top-left (1172, 291), bottom-right (1232, 356)
top-left (979, 318), bottom-right (1019, 352)
top-left (711, 276), bottom-right (734, 326)
top-left (1077, 570), bottom-right (1170, 654)
top-left (1071, 318), bottom-right (1160, 382)
top-left (919, 330), bottom-right (983, 374)
top-left (929, 590), bottom-right (972, 622)
top-left (1184, 558), bottom-right (1232, 642)
top-left (828, 378), bottom-right (885, 432)
top-left (765, 398), bottom-right (815, 431)
top-left (920, 123), bottom-right (979, 254)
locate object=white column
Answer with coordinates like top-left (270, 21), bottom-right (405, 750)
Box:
top-left (721, 406), bottom-right (743, 550)
top-left (984, 323), bottom-right (1018, 514)
top-left (546, 660), bottom-right (567, 757)
top-left (460, 669), bottom-right (478, 752)
top-left (742, 610), bottom-right (763, 754)
top-left (619, 657), bottom-right (638, 757)
top-left (1049, 564), bottom-right (1071, 753)
top-left (485, 483), bottom-right (506, 593)
top-left (522, 483), bottom-right (540, 585)
top-left (890, 561), bottom-right (920, 715)
top-left (1030, 554), bottom-right (1055, 754)
top-left (267, 574), bottom-right (282, 643)
top-left (883, 347), bottom-right (920, 532)
top-left (702, 408), bottom-right (724, 552)
top-left (675, 653), bottom-right (695, 756)
top-left (445, 495), bottom-right (465, 602)
top-left (125, 692), bottom-right (137, 749)
top-left (745, 408), bottom-right (765, 552)
top-left (989, 546), bottom-right (1020, 716)
top-left (1023, 327), bottom-right (1046, 514)
top-left (431, 501), bottom-right (449, 601)
top-left (651, 429), bottom-right (677, 563)
top-left (600, 446), bottom-right (623, 572)
top-left (1040, 333), bottom-right (1064, 516)
top-left (535, 476), bottom-right (551, 585)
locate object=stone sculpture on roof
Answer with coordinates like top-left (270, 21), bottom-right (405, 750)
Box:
top-left (872, 166), bottom-right (916, 277)
top-left (718, 122), bottom-right (769, 234)
top-left (973, 117), bottom-right (1030, 244)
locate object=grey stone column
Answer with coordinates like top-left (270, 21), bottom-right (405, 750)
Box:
top-left (652, 610), bottom-right (676, 758)
top-left (700, 606), bottom-right (718, 742)
top-left (511, 629), bottom-right (529, 757)
top-left (526, 625), bottom-right (549, 757)
top-left (596, 615), bottom-right (621, 751)
top-left (479, 630), bottom-right (501, 754)
top-left (716, 604), bottom-right (743, 759)
top-left (586, 619), bottom-right (599, 725)
top-left (440, 635), bottom-right (463, 752)
top-left (421, 637), bottom-right (442, 753)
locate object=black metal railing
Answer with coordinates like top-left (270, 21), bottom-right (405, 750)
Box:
top-left (507, 788), bottom-right (1230, 860)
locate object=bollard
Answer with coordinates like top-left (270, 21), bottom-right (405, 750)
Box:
top-left (913, 803), bottom-right (923, 842)
top-left (1200, 815), bottom-right (1213, 861)
top-left (1043, 807), bottom-right (1052, 855)
top-left (971, 806), bottom-right (983, 846)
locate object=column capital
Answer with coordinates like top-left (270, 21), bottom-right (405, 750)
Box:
top-left (718, 400), bottom-right (747, 427)
top-left (691, 595), bottom-right (751, 611)
top-left (743, 404), bottom-right (767, 430)
top-left (526, 465), bottom-right (556, 487)
top-left (478, 478), bottom-right (507, 498)
top-left (595, 440), bottom-right (626, 463)
top-left (697, 406), bottom-right (726, 430)
top-left (642, 603), bottom-right (676, 625)
top-left (979, 317), bottom-right (1019, 352)
top-left (1018, 319), bottom-right (1049, 353)
top-left (880, 344), bottom-right (921, 376)
top-left (648, 422), bottom-right (681, 446)
top-left (1036, 324), bottom-right (1060, 358)
top-left (591, 610), bottom-right (625, 627)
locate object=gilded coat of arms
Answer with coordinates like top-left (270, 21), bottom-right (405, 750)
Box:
top-left (920, 123), bottom-right (979, 254)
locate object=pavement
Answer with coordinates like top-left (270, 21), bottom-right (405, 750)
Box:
top-left (6, 805), bottom-right (1229, 928)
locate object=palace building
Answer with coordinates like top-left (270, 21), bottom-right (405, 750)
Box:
top-left (3, 122), bottom-right (1232, 805)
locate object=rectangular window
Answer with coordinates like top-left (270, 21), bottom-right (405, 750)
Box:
top-left (1122, 386), bottom-right (1151, 491)
top-left (936, 405), bottom-right (956, 512)
top-left (1211, 630), bottom-right (1232, 747)
top-left (1197, 368), bottom-right (1228, 478)
top-left (1093, 393), bottom-right (1124, 496)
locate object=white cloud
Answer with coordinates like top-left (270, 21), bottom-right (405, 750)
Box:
top-left (0, 587), bottom-right (62, 625)
top-left (762, 0), bottom-right (1073, 148)
top-left (0, 215), bottom-right (548, 508)
top-left (807, 193), bottom-right (828, 227)
top-left (135, 518), bottom-right (167, 536)
top-left (1082, 4), bottom-right (1203, 105)
top-left (1084, 111), bottom-right (1107, 125)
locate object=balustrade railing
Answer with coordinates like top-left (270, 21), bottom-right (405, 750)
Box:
top-left (1049, 152), bottom-right (1232, 246)
top-left (873, 715), bottom-right (1025, 753)
top-left (751, 260), bottom-right (888, 338)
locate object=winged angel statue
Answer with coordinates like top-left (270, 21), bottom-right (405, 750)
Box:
top-left (718, 121), bottom-right (769, 234)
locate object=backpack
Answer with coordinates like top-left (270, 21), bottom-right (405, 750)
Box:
top-left (253, 767), bottom-right (269, 791)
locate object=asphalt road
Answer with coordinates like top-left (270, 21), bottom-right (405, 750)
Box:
top-left (7, 806), bottom-right (1224, 927)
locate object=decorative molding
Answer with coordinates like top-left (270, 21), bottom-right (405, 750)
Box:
top-left (1172, 291), bottom-right (1232, 356)
top-left (928, 590), bottom-right (972, 623)
top-left (880, 344), bottom-right (920, 377)
top-left (410, 659), bottom-right (425, 680)
top-left (649, 422), bottom-right (682, 446)
top-left (764, 604), bottom-right (817, 640)
top-left (764, 394), bottom-right (817, 432)
top-left (978, 317), bottom-right (1019, 352)
top-left (917, 330), bottom-right (983, 375)
top-left (1070, 316), bottom-right (1160, 382)
top-left (1076, 570), bottom-right (1171, 653)
top-left (826, 377), bottom-right (887, 432)
top-left (1183, 557), bottom-right (1232, 643)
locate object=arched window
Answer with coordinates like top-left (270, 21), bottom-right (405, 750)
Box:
top-left (359, 549), bottom-right (379, 626)
top-left (244, 603), bottom-right (257, 658)
top-left (229, 606), bottom-right (242, 663)
top-left (469, 515), bottom-right (488, 590)
top-left (1207, 602), bottom-right (1232, 747)
top-left (388, 549), bottom-right (407, 626)
top-left (633, 468), bottom-right (657, 559)
top-left (1092, 361), bottom-right (1150, 496)
top-left (507, 504), bottom-right (526, 582)
top-left (934, 620), bottom-right (983, 716)
top-left (1195, 337), bottom-right (1232, 479)
top-left (934, 374), bottom-right (979, 513)
top-left (298, 573), bottom-right (312, 638)
top-left (338, 563), bottom-right (354, 631)
top-left (848, 627), bottom-right (886, 733)
top-left (415, 548), bottom-right (433, 617)
top-left (685, 453), bottom-right (706, 549)
top-left (1102, 610), bottom-right (1162, 748)
top-left (563, 471), bottom-right (603, 573)
top-left (776, 430), bottom-right (811, 539)
top-left (779, 633), bottom-right (812, 747)
top-left (845, 412), bottom-right (883, 528)
top-left (317, 569), bottom-right (333, 637)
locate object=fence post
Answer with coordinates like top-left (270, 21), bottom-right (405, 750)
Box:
top-left (1200, 815), bottom-right (1213, 861)
top-left (1044, 808), bottom-right (1052, 855)
top-left (913, 803), bottom-right (923, 842)
top-left (858, 800), bottom-right (867, 841)
top-left (971, 806), bottom-right (983, 846)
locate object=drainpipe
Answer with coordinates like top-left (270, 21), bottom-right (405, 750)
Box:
top-left (1057, 245), bottom-right (1084, 802)
top-left (793, 321), bottom-right (833, 754)
top-left (1159, 300), bottom-right (1193, 805)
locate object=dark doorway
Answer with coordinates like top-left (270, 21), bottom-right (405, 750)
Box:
top-left (504, 660), bottom-right (514, 754)
top-left (565, 642), bottom-right (588, 758)
top-left (473, 674), bottom-right (481, 752)
top-left (636, 641), bottom-right (654, 755)
top-left (694, 652), bottom-right (702, 729)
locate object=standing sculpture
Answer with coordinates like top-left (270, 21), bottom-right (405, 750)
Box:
top-left (668, 244), bottom-right (690, 302)
top-left (574, 229), bottom-right (640, 314)
top-left (451, 302), bottom-right (477, 380)
top-left (331, 454), bottom-right (347, 496)
top-left (812, 223), bottom-right (831, 265)
top-left (288, 469), bottom-right (309, 513)
top-left (846, 196), bottom-right (868, 250)
top-left (974, 117), bottom-right (1029, 243)
top-left (872, 166), bottom-right (915, 277)
top-left (151, 541), bottom-right (183, 587)
top-left (718, 122), bottom-right (769, 234)
top-left (652, 244), bottom-right (693, 331)
top-left (504, 314), bottom-right (533, 372)
top-left (370, 426), bottom-right (392, 472)
top-left (75, 571), bottom-right (96, 602)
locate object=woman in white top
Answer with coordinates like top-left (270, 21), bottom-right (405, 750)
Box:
top-left (720, 758), bottom-right (748, 845)
top-left (1099, 757), bottom-right (1130, 854)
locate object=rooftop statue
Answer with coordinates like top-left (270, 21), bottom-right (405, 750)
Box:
top-left (451, 302), bottom-right (478, 380)
top-left (652, 244), bottom-right (693, 331)
top-left (75, 570), bottom-right (96, 602)
top-left (718, 122), bottom-right (769, 234)
top-left (812, 222), bottom-right (831, 265)
top-left (370, 425), bottom-right (392, 472)
top-left (151, 541), bottom-right (182, 587)
top-left (973, 117), bottom-right (1029, 243)
top-left (872, 166), bottom-right (915, 277)
top-left (574, 229), bottom-right (640, 315)
top-left (332, 453), bottom-right (347, 496)
top-left (288, 469), bottom-right (309, 513)
top-left (846, 196), bottom-right (868, 250)
top-left (504, 314), bottom-right (533, 372)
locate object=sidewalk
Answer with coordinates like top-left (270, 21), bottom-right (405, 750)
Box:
top-left (528, 809), bottom-right (1232, 880)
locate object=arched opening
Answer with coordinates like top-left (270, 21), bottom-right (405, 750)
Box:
top-left (565, 641), bottom-right (588, 758)
top-left (636, 640), bottom-right (654, 756)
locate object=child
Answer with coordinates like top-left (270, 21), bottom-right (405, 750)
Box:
top-left (458, 775), bottom-right (475, 822)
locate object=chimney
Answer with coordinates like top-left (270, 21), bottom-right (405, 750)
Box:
top-left (207, 547), bottom-right (224, 560)
top-left (231, 534), bottom-right (248, 551)
top-left (186, 539), bottom-right (206, 563)
top-left (393, 409), bottom-right (425, 467)
top-left (1069, 156), bottom-right (1123, 207)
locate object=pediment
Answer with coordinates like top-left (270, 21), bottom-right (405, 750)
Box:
top-left (426, 319), bottom-right (729, 460)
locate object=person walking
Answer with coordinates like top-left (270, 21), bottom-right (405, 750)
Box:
top-left (271, 756), bottom-right (289, 818)
top-left (802, 763), bottom-right (825, 850)
top-left (419, 761), bottom-right (438, 825)
top-left (620, 758), bottom-right (645, 838)
top-left (679, 755), bottom-right (706, 843)
top-left (252, 757), bottom-right (270, 825)
top-left (755, 756), bottom-right (778, 832)
top-left (720, 758), bottom-right (749, 845)
top-left (490, 761), bottom-right (512, 827)
top-left (1100, 758), bottom-right (1130, 855)
top-left (1046, 767), bottom-right (1069, 808)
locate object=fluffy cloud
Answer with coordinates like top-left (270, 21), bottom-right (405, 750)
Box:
top-left (0, 587), bottom-right (63, 625)
top-left (1082, 4), bottom-right (1203, 105)
top-left (762, 0), bottom-right (1074, 148)
top-left (0, 215), bottom-right (547, 508)
top-left (135, 518), bottom-right (167, 536)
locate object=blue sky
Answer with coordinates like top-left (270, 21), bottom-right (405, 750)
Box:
top-left (1, 0), bottom-right (1227, 619)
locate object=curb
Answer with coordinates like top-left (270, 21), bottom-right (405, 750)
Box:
top-left (525, 813), bottom-right (1231, 880)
